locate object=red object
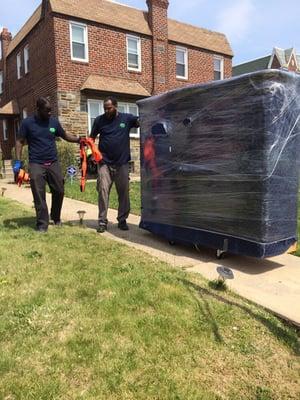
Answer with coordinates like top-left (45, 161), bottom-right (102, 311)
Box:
top-left (144, 136), bottom-right (160, 180)
top-left (80, 138), bottom-right (102, 192)
top-left (17, 169), bottom-right (30, 187)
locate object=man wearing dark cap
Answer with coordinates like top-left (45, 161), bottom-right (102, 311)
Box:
top-left (14, 97), bottom-right (81, 232)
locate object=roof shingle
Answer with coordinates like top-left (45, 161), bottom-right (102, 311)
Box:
top-left (7, 0), bottom-right (233, 57)
top-left (81, 74), bottom-right (150, 97)
top-left (0, 100), bottom-right (20, 115)
top-left (7, 5), bottom-right (42, 56)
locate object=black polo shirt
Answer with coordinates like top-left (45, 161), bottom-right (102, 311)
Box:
top-left (90, 112), bottom-right (138, 166)
top-left (18, 116), bottom-right (65, 164)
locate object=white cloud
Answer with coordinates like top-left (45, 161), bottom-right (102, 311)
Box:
top-left (216, 0), bottom-right (255, 43)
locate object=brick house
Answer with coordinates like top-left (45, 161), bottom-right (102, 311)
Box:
top-left (233, 47), bottom-right (300, 77)
top-left (0, 0), bottom-right (233, 172)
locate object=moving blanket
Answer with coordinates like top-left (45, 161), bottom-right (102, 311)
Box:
top-left (137, 70), bottom-right (300, 258)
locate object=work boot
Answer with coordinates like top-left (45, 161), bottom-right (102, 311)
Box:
top-left (36, 227), bottom-right (48, 234)
top-left (97, 225), bottom-right (107, 233)
top-left (118, 220), bottom-right (129, 231)
top-left (53, 220), bottom-right (62, 227)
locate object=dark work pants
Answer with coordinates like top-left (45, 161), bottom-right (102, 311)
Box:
top-left (97, 163), bottom-right (130, 226)
top-left (29, 161), bottom-right (64, 230)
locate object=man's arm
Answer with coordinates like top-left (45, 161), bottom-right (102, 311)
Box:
top-left (56, 120), bottom-right (80, 143)
top-left (15, 138), bottom-right (26, 160)
top-left (14, 121), bottom-right (28, 174)
top-left (130, 114), bottom-right (140, 128)
top-left (90, 117), bottom-right (100, 139)
top-left (61, 131), bottom-right (81, 143)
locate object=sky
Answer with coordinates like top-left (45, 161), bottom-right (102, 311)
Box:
top-left (0, 0), bottom-right (299, 65)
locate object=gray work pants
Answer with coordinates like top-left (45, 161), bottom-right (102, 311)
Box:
top-left (97, 163), bottom-right (130, 226)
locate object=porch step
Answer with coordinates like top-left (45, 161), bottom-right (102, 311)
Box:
top-left (1, 160), bottom-right (14, 180)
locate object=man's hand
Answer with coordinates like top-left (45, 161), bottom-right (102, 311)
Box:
top-left (13, 160), bottom-right (22, 174)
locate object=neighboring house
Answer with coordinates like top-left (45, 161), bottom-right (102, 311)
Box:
top-left (233, 47), bottom-right (300, 77)
top-left (0, 0), bottom-right (233, 171)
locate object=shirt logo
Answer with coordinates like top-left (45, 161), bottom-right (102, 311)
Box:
top-left (119, 123), bottom-right (126, 128)
top-left (50, 127), bottom-right (56, 134)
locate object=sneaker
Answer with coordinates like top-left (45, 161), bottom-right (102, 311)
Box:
top-left (118, 221), bottom-right (129, 231)
top-left (97, 225), bottom-right (107, 233)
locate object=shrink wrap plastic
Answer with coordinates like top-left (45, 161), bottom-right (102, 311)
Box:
top-left (138, 70), bottom-right (300, 258)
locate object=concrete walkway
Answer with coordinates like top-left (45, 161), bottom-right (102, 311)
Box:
top-left (1, 179), bottom-right (300, 327)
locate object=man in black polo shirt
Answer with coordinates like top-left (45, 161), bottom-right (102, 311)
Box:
top-left (14, 97), bottom-right (81, 232)
top-left (90, 96), bottom-right (139, 233)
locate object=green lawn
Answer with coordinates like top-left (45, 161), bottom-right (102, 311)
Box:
top-left (0, 197), bottom-right (300, 399)
top-left (64, 179), bottom-right (141, 216)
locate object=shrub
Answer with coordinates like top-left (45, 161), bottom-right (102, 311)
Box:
top-left (56, 140), bottom-right (79, 177)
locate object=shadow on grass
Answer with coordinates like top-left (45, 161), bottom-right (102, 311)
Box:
top-left (180, 278), bottom-right (300, 355)
top-left (109, 222), bottom-right (286, 274)
top-left (62, 218), bottom-right (285, 274)
top-left (3, 217), bottom-right (36, 230)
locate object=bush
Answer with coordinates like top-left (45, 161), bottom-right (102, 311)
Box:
top-left (11, 139), bottom-right (79, 177)
top-left (56, 140), bottom-right (79, 177)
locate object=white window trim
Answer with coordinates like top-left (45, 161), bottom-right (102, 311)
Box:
top-left (0, 71), bottom-right (3, 94)
top-left (70, 21), bottom-right (89, 63)
top-left (213, 55), bottom-right (224, 80)
top-left (24, 45), bottom-right (29, 74)
top-left (3, 119), bottom-right (8, 141)
top-left (87, 99), bottom-right (103, 133)
top-left (126, 35), bottom-right (141, 72)
top-left (17, 52), bottom-right (22, 79)
top-left (176, 46), bottom-right (188, 80)
top-left (118, 102), bottom-right (140, 138)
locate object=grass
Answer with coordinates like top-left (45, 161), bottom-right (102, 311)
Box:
top-left (0, 197), bottom-right (300, 399)
top-left (63, 178), bottom-right (141, 215)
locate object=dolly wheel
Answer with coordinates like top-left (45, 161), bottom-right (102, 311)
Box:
top-left (216, 249), bottom-right (226, 260)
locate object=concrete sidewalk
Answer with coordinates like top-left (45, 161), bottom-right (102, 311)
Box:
top-left (1, 179), bottom-right (300, 326)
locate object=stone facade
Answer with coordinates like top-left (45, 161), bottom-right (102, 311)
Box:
top-left (57, 91), bottom-right (88, 136)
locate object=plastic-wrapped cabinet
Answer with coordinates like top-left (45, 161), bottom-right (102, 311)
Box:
top-left (138, 70), bottom-right (300, 258)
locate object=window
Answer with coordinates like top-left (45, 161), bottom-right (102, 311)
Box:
top-left (127, 35), bottom-right (141, 71)
top-left (22, 108), bottom-right (28, 119)
top-left (0, 71), bottom-right (3, 94)
top-left (176, 47), bottom-right (188, 79)
top-left (3, 119), bottom-right (8, 141)
top-left (70, 22), bottom-right (88, 62)
top-left (17, 52), bottom-right (22, 79)
top-left (118, 102), bottom-right (139, 138)
top-left (24, 45), bottom-right (29, 74)
top-left (213, 56), bottom-right (224, 80)
top-left (87, 100), bottom-right (103, 133)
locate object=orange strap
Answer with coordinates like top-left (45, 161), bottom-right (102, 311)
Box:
top-left (80, 138), bottom-right (103, 192)
top-left (144, 137), bottom-right (160, 179)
